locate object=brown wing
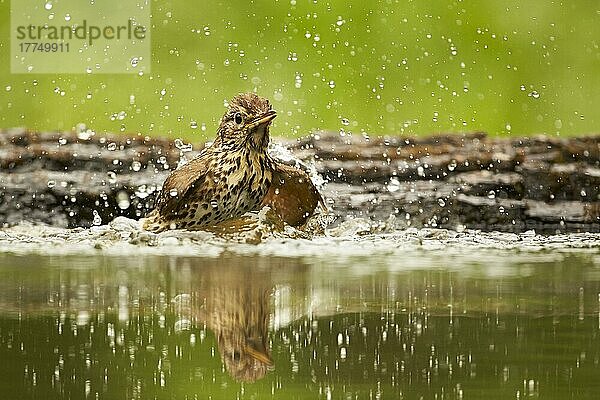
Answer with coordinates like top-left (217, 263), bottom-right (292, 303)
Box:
top-left (155, 156), bottom-right (212, 217)
top-left (261, 162), bottom-right (324, 226)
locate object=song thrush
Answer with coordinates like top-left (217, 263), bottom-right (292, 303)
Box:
top-left (188, 263), bottom-right (274, 382)
top-left (143, 93), bottom-right (322, 232)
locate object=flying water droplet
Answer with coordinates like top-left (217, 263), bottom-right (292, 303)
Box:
top-left (107, 171), bottom-right (117, 184)
top-left (174, 138), bottom-right (193, 152)
top-left (116, 191), bottom-right (131, 210)
top-left (438, 198), bottom-right (446, 207)
top-left (169, 188), bottom-right (179, 197)
top-left (387, 177), bottom-right (400, 193)
top-left (210, 200), bottom-right (218, 208)
top-left (488, 190), bottom-right (496, 199)
top-left (107, 142), bottom-right (117, 151)
top-left (92, 210), bottom-right (102, 226)
top-left (47, 180), bottom-right (56, 188)
top-left (131, 161), bottom-right (141, 172)
top-left (135, 184), bottom-right (153, 199)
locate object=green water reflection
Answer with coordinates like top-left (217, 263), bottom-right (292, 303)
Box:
top-left (0, 252), bottom-right (599, 399)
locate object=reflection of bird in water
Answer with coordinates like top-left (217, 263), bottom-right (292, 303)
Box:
top-left (197, 268), bottom-right (274, 382)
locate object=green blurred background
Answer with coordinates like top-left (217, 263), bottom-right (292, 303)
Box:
top-left (1, 0), bottom-right (599, 140)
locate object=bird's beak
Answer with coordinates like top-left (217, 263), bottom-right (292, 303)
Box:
top-left (245, 341), bottom-right (273, 367)
top-left (246, 109), bottom-right (277, 130)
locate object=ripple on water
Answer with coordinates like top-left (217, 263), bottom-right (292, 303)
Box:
top-left (0, 212), bottom-right (599, 260)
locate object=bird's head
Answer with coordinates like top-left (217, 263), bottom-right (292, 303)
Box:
top-left (217, 331), bottom-right (273, 382)
top-left (217, 93), bottom-right (276, 151)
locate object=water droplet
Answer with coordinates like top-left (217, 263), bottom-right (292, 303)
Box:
top-left (273, 91), bottom-right (284, 101)
top-left (117, 191), bottom-right (130, 210)
top-left (341, 118), bottom-right (350, 126)
top-left (328, 80), bottom-right (335, 89)
top-left (294, 73), bottom-right (303, 88)
top-left (210, 200), bottom-right (218, 208)
top-left (92, 210), bottom-right (102, 226)
top-left (190, 121), bottom-right (198, 129)
top-left (160, 88), bottom-right (167, 96)
top-left (580, 189), bottom-right (587, 197)
top-left (169, 188), bottom-right (179, 197)
top-left (438, 198), bottom-right (446, 207)
top-left (44, 2), bottom-right (53, 10)
top-left (47, 180), bottom-right (56, 188)
top-left (388, 177), bottom-right (400, 193)
top-left (135, 184), bottom-right (152, 199)
top-left (488, 190), bottom-right (496, 199)
top-left (174, 138), bottom-right (193, 152)
top-left (130, 57), bottom-right (139, 67)
top-left (107, 142), bottom-right (117, 151)
top-left (417, 166), bottom-right (426, 177)
top-left (5, 85), bottom-right (11, 92)
top-left (64, 13), bottom-right (71, 21)
top-left (107, 171), bottom-right (117, 184)
top-left (447, 160), bottom-right (457, 171)
top-left (529, 90), bottom-right (540, 99)
top-left (131, 161), bottom-right (142, 172)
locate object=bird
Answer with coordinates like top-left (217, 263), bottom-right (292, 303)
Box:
top-left (143, 92), bottom-right (323, 232)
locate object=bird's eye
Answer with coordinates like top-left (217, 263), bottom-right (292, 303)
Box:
top-left (233, 351), bottom-right (241, 361)
top-left (234, 113), bottom-right (243, 125)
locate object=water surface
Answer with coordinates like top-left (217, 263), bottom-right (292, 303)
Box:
top-left (0, 250), bottom-right (599, 399)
